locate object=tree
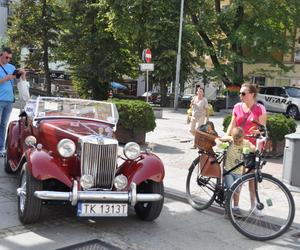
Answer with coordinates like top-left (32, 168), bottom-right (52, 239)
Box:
top-left (107, 0), bottom-right (204, 105)
top-left (58, 0), bottom-right (132, 100)
top-left (186, 0), bottom-right (300, 86)
top-left (8, 0), bottom-right (62, 96)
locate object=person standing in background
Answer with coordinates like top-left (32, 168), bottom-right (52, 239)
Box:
top-left (0, 47), bottom-right (26, 157)
top-left (189, 87), bottom-right (209, 149)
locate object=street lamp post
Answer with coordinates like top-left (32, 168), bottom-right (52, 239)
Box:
top-left (174, 0), bottom-right (184, 110)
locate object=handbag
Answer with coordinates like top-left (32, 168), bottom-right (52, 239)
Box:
top-left (17, 79), bottom-right (30, 101)
top-left (199, 154), bottom-right (221, 178)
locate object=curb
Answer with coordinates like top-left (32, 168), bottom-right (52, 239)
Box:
top-left (164, 187), bottom-right (300, 230)
top-left (164, 187), bottom-right (224, 215)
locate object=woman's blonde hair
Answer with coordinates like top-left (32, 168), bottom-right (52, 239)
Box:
top-left (241, 83), bottom-right (259, 98)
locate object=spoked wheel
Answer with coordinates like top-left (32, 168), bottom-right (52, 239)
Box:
top-left (226, 173), bottom-right (295, 241)
top-left (18, 162), bottom-right (43, 224)
top-left (134, 180), bottom-right (164, 221)
top-left (186, 156), bottom-right (220, 210)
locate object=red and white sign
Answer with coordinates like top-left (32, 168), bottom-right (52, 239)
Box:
top-left (142, 48), bottom-right (152, 63)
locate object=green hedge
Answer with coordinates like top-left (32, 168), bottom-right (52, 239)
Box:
top-left (111, 99), bottom-right (156, 132)
top-left (222, 113), bottom-right (296, 143)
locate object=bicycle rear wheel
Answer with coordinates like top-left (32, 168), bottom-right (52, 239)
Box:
top-left (226, 173), bottom-right (295, 241)
top-left (186, 156), bottom-right (220, 210)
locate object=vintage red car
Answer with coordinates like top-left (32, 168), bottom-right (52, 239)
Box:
top-left (5, 97), bottom-right (164, 224)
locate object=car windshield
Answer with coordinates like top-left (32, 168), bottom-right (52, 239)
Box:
top-left (286, 87), bottom-right (300, 98)
top-left (31, 97), bottom-right (119, 124)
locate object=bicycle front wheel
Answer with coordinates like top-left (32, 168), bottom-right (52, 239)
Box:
top-left (226, 173), bottom-right (295, 241)
top-left (186, 156), bottom-right (220, 210)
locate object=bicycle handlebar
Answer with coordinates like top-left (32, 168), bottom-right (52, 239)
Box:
top-left (251, 119), bottom-right (268, 137)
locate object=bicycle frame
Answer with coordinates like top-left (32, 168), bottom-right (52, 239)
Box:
top-left (197, 126), bottom-right (268, 206)
top-left (187, 121), bottom-right (295, 240)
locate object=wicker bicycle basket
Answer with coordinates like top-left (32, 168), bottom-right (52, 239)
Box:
top-left (195, 130), bottom-right (218, 154)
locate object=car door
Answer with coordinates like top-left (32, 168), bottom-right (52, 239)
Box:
top-left (263, 87), bottom-right (276, 111)
top-left (274, 87), bottom-right (290, 112)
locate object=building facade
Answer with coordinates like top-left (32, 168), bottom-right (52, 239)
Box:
top-left (245, 30), bottom-right (300, 87)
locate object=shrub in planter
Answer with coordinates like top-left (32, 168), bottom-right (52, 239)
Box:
top-left (266, 114), bottom-right (296, 144)
top-left (222, 113), bottom-right (297, 157)
top-left (222, 114), bottom-right (232, 132)
top-left (111, 99), bottom-right (156, 144)
top-left (208, 104), bottom-right (215, 116)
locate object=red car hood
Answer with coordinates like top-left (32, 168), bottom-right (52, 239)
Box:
top-left (38, 119), bottom-right (115, 139)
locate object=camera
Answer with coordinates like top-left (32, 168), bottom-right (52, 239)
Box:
top-left (13, 69), bottom-right (22, 79)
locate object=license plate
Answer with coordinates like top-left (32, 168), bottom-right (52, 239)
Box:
top-left (77, 203), bottom-right (128, 217)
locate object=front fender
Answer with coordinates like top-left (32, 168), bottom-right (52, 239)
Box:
top-left (118, 153), bottom-right (165, 186)
top-left (24, 149), bottom-right (73, 188)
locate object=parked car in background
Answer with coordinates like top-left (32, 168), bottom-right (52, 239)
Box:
top-left (6, 97), bottom-right (165, 224)
top-left (142, 91), bottom-right (161, 104)
top-left (180, 94), bottom-right (194, 109)
top-left (257, 86), bottom-right (300, 119)
top-left (181, 94), bottom-right (194, 102)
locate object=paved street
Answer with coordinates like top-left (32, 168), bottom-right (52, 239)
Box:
top-left (0, 107), bottom-right (299, 249)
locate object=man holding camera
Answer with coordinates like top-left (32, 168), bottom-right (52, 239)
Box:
top-left (0, 47), bottom-right (26, 156)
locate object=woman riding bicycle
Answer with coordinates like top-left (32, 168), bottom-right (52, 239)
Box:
top-left (225, 83), bottom-right (267, 216)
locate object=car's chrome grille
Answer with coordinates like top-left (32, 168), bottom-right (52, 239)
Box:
top-left (81, 143), bottom-right (118, 189)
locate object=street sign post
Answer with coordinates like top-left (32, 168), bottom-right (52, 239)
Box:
top-left (140, 49), bottom-right (154, 102)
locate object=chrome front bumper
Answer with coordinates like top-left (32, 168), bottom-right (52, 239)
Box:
top-left (31, 181), bottom-right (162, 206)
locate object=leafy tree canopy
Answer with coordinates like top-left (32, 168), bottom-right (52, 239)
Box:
top-left (186, 0), bottom-right (300, 86)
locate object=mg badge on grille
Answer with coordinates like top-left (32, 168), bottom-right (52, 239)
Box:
top-left (96, 135), bottom-right (104, 145)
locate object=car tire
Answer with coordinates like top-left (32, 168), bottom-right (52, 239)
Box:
top-left (4, 154), bottom-right (13, 174)
top-left (4, 136), bottom-right (13, 174)
top-left (134, 181), bottom-right (164, 221)
top-left (18, 162), bottom-right (42, 224)
top-left (287, 105), bottom-right (299, 120)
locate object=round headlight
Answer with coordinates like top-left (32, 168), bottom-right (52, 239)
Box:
top-left (57, 139), bottom-right (76, 158)
top-left (114, 174), bottom-right (128, 190)
top-left (80, 174), bottom-right (94, 190)
top-left (123, 142), bottom-right (141, 160)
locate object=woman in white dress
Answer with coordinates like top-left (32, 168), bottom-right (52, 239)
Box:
top-left (189, 87), bottom-right (209, 148)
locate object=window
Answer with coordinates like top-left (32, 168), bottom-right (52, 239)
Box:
top-left (265, 88), bottom-right (275, 95)
top-left (259, 87), bottom-right (266, 94)
top-left (294, 48), bottom-right (300, 62)
top-left (276, 88), bottom-right (287, 97)
top-left (252, 76), bottom-right (266, 86)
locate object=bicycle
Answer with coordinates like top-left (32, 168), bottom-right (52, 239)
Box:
top-left (186, 120), bottom-right (295, 241)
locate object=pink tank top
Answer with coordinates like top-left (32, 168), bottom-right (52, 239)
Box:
top-left (233, 102), bottom-right (266, 145)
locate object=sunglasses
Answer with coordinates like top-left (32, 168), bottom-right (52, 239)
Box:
top-left (5, 56), bottom-right (12, 60)
top-left (239, 92), bottom-right (247, 96)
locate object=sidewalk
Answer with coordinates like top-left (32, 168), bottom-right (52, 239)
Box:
top-left (145, 107), bottom-right (300, 229)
